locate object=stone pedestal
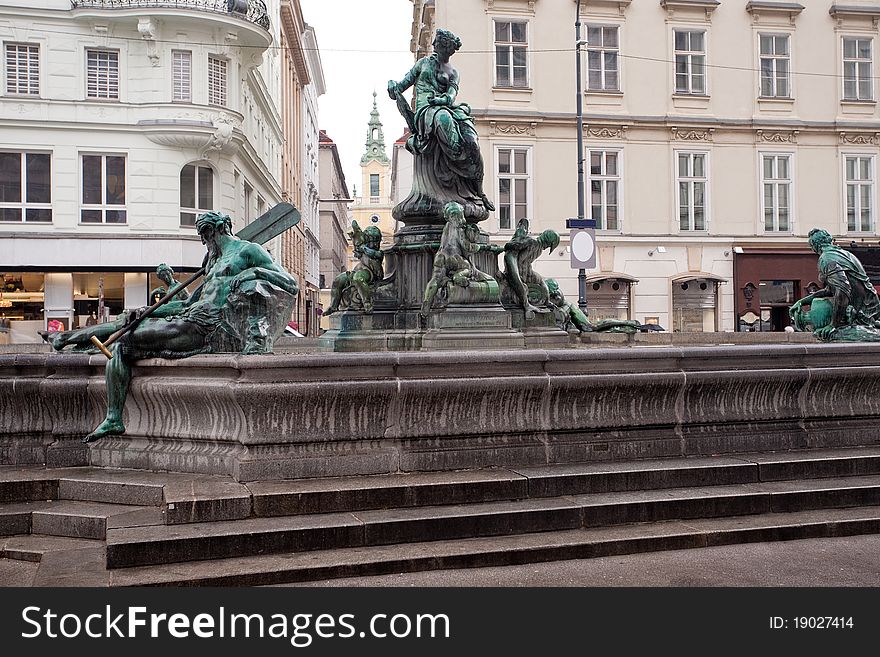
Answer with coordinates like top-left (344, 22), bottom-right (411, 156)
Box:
top-left (509, 309), bottom-right (572, 348)
top-left (422, 305), bottom-right (524, 350)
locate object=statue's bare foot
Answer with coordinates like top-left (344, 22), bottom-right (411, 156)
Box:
top-left (83, 418), bottom-right (125, 443)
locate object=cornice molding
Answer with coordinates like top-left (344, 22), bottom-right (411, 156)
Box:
top-left (746, 2), bottom-right (804, 25)
top-left (661, 0), bottom-right (720, 22)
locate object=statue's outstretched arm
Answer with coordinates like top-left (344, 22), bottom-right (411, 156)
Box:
top-left (388, 59), bottom-right (422, 96)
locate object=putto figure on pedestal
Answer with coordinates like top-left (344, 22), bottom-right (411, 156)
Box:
top-left (421, 201), bottom-right (499, 316)
top-left (790, 228), bottom-right (880, 341)
top-left (85, 211), bottom-right (299, 442)
top-left (388, 28), bottom-right (494, 223)
top-left (496, 218), bottom-right (560, 318)
top-left (326, 221), bottom-right (385, 314)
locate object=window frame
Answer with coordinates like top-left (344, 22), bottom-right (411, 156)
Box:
top-left (843, 153), bottom-right (875, 234)
top-left (673, 28), bottom-right (707, 96)
top-left (493, 19), bottom-right (529, 89)
top-left (79, 153), bottom-right (127, 225)
top-left (759, 152), bottom-right (794, 233)
top-left (0, 150), bottom-right (52, 223)
top-left (172, 49), bottom-right (192, 103)
top-left (494, 144), bottom-right (532, 232)
top-left (586, 24), bottom-right (620, 92)
top-left (675, 150), bottom-right (709, 232)
top-left (4, 42), bottom-right (40, 97)
top-left (369, 173), bottom-right (380, 198)
top-left (208, 54), bottom-right (228, 107)
top-left (842, 36), bottom-right (873, 101)
top-left (758, 33), bottom-right (791, 99)
top-left (588, 148), bottom-right (622, 232)
top-left (179, 163), bottom-right (214, 228)
top-left (85, 48), bottom-right (120, 100)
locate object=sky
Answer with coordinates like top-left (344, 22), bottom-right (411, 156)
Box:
top-left (300, 0), bottom-right (414, 197)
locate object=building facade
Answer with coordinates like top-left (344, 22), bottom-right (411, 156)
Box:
top-left (318, 129), bottom-right (351, 331)
top-left (0, 0), bottom-right (284, 343)
top-left (351, 93), bottom-right (395, 251)
top-left (409, 0), bottom-right (880, 331)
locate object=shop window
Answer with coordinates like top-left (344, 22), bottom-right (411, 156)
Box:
top-left (672, 278), bottom-right (718, 332)
top-left (588, 278), bottom-right (632, 321)
top-left (81, 154), bottom-right (126, 223)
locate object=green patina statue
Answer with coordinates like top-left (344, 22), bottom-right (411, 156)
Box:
top-left (547, 278), bottom-right (640, 334)
top-left (421, 201), bottom-right (500, 316)
top-left (85, 211), bottom-right (298, 442)
top-left (388, 28), bottom-right (494, 223)
top-left (150, 263), bottom-right (189, 305)
top-left (790, 228), bottom-right (880, 341)
top-left (42, 263), bottom-right (190, 353)
top-left (326, 221), bottom-right (385, 314)
top-left (496, 217), bottom-right (561, 318)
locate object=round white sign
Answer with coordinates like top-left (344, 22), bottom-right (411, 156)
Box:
top-left (571, 230), bottom-right (595, 262)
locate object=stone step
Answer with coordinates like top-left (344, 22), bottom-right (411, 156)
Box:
top-left (246, 447), bottom-right (880, 518)
top-left (0, 534), bottom-right (103, 562)
top-left (30, 501), bottom-right (165, 540)
top-left (108, 506), bottom-right (880, 586)
top-left (105, 474), bottom-right (880, 568)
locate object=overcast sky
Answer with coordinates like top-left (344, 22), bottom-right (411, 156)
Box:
top-left (300, 0), bottom-right (414, 197)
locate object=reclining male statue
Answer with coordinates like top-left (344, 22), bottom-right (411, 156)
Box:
top-left (84, 211), bottom-right (298, 442)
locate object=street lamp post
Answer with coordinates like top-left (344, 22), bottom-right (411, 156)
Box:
top-left (575, 0), bottom-right (587, 312)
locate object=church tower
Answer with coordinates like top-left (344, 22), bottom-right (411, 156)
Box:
top-left (351, 92), bottom-right (395, 251)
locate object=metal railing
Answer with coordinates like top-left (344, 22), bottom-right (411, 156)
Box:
top-left (70, 0), bottom-right (270, 31)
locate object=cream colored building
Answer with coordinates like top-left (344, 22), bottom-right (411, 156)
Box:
top-left (351, 93), bottom-right (396, 254)
top-left (0, 0), bottom-right (284, 343)
top-left (409, 0), bottom-right (880, 332)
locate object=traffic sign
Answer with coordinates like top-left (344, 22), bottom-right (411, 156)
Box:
top-left (570, 228), bottom-right (596, 268)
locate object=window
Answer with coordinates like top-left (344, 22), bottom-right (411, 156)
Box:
top-left (759, 34), bottom-right (790, 98)
top-left (761, 154), bottom-right (792, 232)
top-left (673, 279), bottom-right (718, 332)
top-left (257, 195), bottom-right (265, 219)
top-left (369, 173), bottom-right (380, 197)
top-left (674, 30), bottom-right (706, 95)
top-left (494, 20), bottom-right (528, 88)
top-left (172, 50), bottom-right (191, 102)
top-left (588, 279), bottom-right (632, 321)
top-left (86, 49), bottom-right (119, 99)
top-left (845, 155), bottom-right (873, 232)
top-left (180, 164), bottom-right (213, 227)
top-left (587, 26), bottom-right (619, 91)
top-left (589, 150), bottom-right (620, 230)
top-left (0, 152), bottom-right (51, 222)
top-left (244, 181), bottom-right (253, 222)
top-left (677, 152), bottom-right (707, 231)
top-left (497, 147), bottom-right (529, 231)
top-left (81, 154), bottom-right (126, 223)
top-left (208, 56), bottom-right (227, 106)
top-left (5, 44), bottom-right (39, 96)
top-left (843, 38), bottom-right (873, 101)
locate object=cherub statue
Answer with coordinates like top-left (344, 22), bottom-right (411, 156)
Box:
top-left (326, 220), bottom-right (385, 314)
top-left (421, 201), bottom-right (496, 316)
top-left (496, 217), bottom-right (560, 318)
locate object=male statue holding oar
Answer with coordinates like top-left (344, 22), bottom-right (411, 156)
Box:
top-left (83, 208), bottom-right (299, 443)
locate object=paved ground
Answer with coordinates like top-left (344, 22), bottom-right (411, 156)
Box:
top-left (289, 534), bottom-right (880, 587)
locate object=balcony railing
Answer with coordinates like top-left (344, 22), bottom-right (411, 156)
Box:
top-left (70, 0), bottom-right (271, 31)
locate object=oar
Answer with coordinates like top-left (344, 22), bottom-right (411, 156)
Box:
top-left (89, 203), bottom-right (301, 358)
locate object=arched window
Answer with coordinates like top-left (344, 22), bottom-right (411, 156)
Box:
top-left (180, 163), bottom-right (214, 227)
top-left (586, 275), bottom-right (636, 321)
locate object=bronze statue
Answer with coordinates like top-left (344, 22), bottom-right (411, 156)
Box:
top-left (790, 228), bottom-right (880, 341)
top-left (421, 201), bottom-right (497, 316)
top-left (496, 218), bottom-right (560, 318)
top-left (326, 221), bottom-right (385, 314)
top-left (150, 263), bottom-right (189, 305)
top-left (388, 28), bottom-right (494, 222)
top-left (42, 263), bottom-right (190, 352)
top-left (547, 278), bottom-right (639, 334)
top-left (85, 211), bottom-right (298, 442)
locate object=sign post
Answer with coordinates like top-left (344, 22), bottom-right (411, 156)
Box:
top-left (567, 218), bottom-right (596, 313)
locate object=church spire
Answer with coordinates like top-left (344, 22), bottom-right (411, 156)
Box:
top-left (361, 91), bottom-right (390, 165)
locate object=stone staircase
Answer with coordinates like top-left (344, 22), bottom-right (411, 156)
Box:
top-left (2, 447), bottom-right (880, 586)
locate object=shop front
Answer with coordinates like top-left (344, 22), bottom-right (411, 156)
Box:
top-left (732, 249), bottom-right (818, 332)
